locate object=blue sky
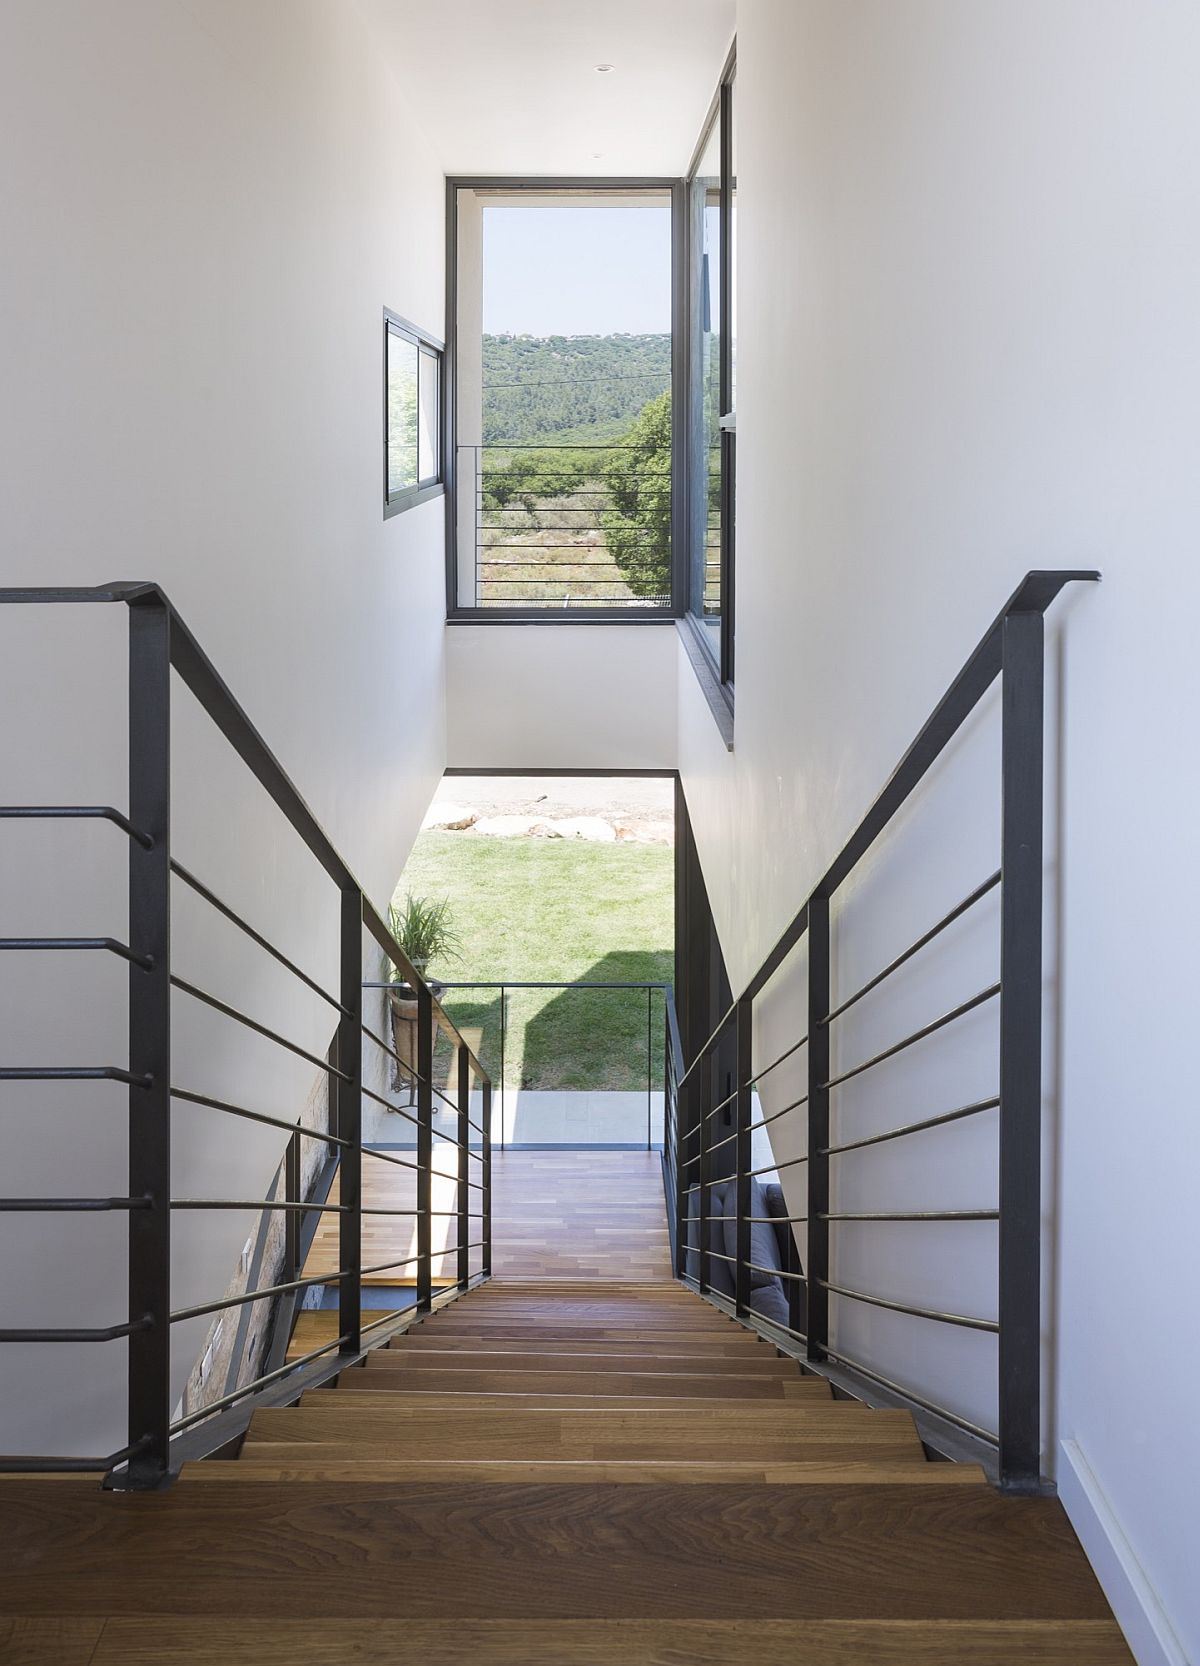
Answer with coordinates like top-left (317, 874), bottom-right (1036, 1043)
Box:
top-left (483, 204), bottom-right (672, 337)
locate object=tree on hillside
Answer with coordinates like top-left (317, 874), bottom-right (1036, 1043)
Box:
top-left (601, 390), bottom-right (672, 600)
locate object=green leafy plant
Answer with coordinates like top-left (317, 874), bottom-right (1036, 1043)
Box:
top-left (387, 893), bottom-right (462, 982)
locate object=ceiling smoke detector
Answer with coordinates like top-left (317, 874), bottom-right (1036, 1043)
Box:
top-left (594, 63), bottom-right (615, 73)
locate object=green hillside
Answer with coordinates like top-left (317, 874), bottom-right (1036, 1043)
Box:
top-left (482, 333), bottom-right (671, 445)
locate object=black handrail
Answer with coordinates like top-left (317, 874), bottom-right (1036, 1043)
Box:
top-left (0, 583), bottom-right (493, 1487)
top-left (669, 570), bottom-right (1098, 1491)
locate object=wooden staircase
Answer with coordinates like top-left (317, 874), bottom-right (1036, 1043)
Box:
top-left (0, 1276), bottom-right (1133, 1662)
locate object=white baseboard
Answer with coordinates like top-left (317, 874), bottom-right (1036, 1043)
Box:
top-left (1058, 1439), bottom-right (1190, 1666)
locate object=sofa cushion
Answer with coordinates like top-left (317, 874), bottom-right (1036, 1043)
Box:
top-left (721, 1175), bottom-right (784, 1288)
top-left (684, 1179), bottom-right (735, 1298)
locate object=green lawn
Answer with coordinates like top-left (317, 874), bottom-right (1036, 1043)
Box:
top-left (392, 832), bottom-right (673, 1091)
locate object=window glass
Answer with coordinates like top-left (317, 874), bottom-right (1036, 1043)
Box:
top-left (728, 70), bottom-right (737, 416)
top-left (691, 117), bottom-right (722, 639)
top-left (418, 346), bottom-right (439, 485)
top-left (453, 188), bottom-right (673, 610)
top-left (386, 329), bottom-right (419, 498)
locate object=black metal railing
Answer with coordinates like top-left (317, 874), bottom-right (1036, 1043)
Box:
top-left (0, 583), bottom-right (492, 1487)
top-left (460, 444), bottom-right (672, 610)
top-left (666, 570), bottom-right (1098, 1490)
top-left (363, 978), bottom-right (673, 1151)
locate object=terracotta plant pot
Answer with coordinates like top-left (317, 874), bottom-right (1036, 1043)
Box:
top-left (387, 986), bottom-right (439, 1102)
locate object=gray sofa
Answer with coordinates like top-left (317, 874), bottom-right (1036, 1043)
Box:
top-left (682, 1175), bottom-right (804, 1331)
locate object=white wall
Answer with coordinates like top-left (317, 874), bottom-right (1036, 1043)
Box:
top-left (677, 3), bottom-right (1200, 1659)
top-left (0, 0), bottom-right (448, 1453)
top-left (446, 624), bottom-right (678, 768)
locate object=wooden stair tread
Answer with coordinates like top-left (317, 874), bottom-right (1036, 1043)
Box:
top-left (0, 1481), bottom-right (1115, 1621)
top-left (68, 1617), bottom-right (1135, 1663)
top-left (203, 1457), bottom-right (987, 1485)
top-left (339, 1367), bottom-right (824, 1399)
top-left (1, 1268), bottom-right (1128, 1659)
top-left (379, 1347), bottom-right (799, 1372)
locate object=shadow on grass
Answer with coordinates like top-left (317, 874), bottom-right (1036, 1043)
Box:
top-left (433, 951), bottom-right (673, 1093)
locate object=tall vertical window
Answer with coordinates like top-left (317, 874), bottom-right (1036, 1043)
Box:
top-left (450, 185), bottom-right (676, 613)
top-left (384, 310), bottom-right (444, 518)
top-left (687, 55), bottom-right (737, 692)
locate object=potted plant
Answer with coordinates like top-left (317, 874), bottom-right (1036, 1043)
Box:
top-left (386, 894), bottom-right (462, 1098)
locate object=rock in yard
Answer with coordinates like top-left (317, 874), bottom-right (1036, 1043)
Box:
top-left (421, 802), bottom-right (477, 831)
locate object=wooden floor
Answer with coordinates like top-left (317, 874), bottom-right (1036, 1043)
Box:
top-left (0, 1279), bottom-right (1132, 1663)
top-left (303, 1146), bottom-right (671, 1287)
top-left (490, 1148), bottom-right (672, 1280)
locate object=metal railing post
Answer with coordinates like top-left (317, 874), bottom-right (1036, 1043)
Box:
top-left (997, 608), bottom-right (1045, 1490)
top-left (416, 980), bottom-right (433, 1312)
top-left (481, 1077), bottom-right (492, 1278)
top-left (646, 986), bottom-right (653, 1150)
top-left (335, 891), bottom-right (362, 1355)
top-left (806, 895), bottom-right (831, 1365)
top-left (285, 1128), bottom-right (301, 1283)
top-left (124, 596), bottom-right (172, 1489)
top-left (697, 1064), bottom-right (711, 1296)
top-left (457, 1043), bottom-right (470, 1290)
top-left (499, 983), bottom-right (506, 1153)
top-left (734, 997), bottom-right (753, 1317)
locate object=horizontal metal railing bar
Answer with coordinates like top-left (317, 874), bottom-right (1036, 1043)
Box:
top-left (359, 1084), bottom-right (421, 1131)
top-left (747, 1154), bottom-right (807, 1178)
top-left (169, 1332), bottom-right (352, 1435)
top-left (0, 1065), bottom-right (151, 1087)
top-left (0, 804), bottom-right (153, 848)
top-left (470, 442), bottom-right (652, 451)
top-left (750, 1215), bottom-right (807, 1225)
top-left (170, 975), bottom-right (353, 1083)
top-left (360, 1147), bottom-right (422, 1174)
top-left (823, 1095), bottom-right (1001, 1158)
top-left (683, 1277), bottom-right (811, 1347)
top-left (819, 1278), bottom-right (998, 1333)
top-left (703, 1088), bottom-right (739, 1122)
top-left (170, 1199), bottom-right (349, 1214)
top-left (748, 1093), bottom-right (808, 1133)
top-left (706, 1250), bottom-right (736, 1264)
top-left (750, 1033), bottom-right (809, 1084)
top-left (706, 1128), bottom-right (738, 1155)
top-left (741, 572), bottom-right (1096, 1008)
top-left (171, 1087), bottom-right (350, 1149)
top-left (747, 1101), bottom-right (806, 1135)
top-left (1, 585), bottom-right (490, 1096)
top-left (428, 980), bottom-right (670, 991)
top-left (822, 984), bottom-right (1002, 1092)
top-left (360, 907), bottom-right (486, 1082)
top-left (171, 1267), bottom-right (349, 1325)
top-left (171, 859), bottom-right (347, 1016)
top-left (360, 1019), bottom-right (413, 1074)
top-left (359, 1028), bottom-right (477, 1121)
top-left (0, 1315), bottom-right (151, 1343)
top-left (823, 871), bottom-right (1002, 1028)
top-left (818, 1343), bottom-right (999, 1446)
top-left (0, 1437), bottom-right (151, 1476)
top-left (747, 1261), bottom-right (806, 1284)
top-left (823, 1209), bottom-right (999, 1222)
top-left (360, 1254), bottom-right (420, 1277)
top-left (0, 936), bottom-right (153, 970)
top-left (0, 1196), bottom-right (149, 1212)
top-left (675, 1000), bottom-right (738, 1094)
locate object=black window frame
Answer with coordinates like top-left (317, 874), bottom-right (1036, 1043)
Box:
top-left (443, 177), bottom-right (687, 623)
top-left (682, 45), bottom-right (737, 702)
top-left (384, 308), bottom-right (445, 520)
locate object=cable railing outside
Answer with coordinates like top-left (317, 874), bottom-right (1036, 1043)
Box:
top-left (461, 443), bottom-right (672, 610)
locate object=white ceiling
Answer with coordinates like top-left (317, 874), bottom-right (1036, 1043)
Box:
top-left (357, 0), bottom-right (735, 177)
